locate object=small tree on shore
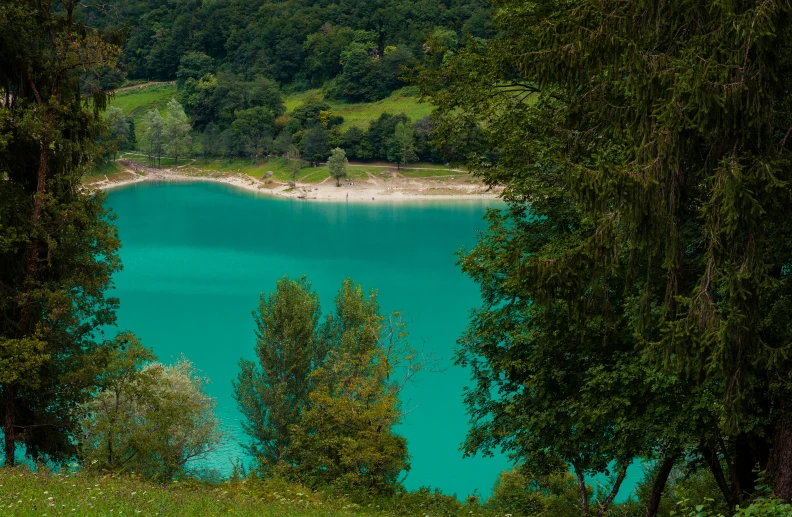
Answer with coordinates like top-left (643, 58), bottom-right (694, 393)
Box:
top-left (164, 99), bottom-right (192, 166)
top-left (327, 147), bottom-right (348, 186)
top-left (387, 121), bottom-right (417, 170)
top-left (142, 109), bottom-right (165, 167)
top-left (286, 145), bottom-right (302, 186)
top-left (107, 107), bottom-right (130, 160)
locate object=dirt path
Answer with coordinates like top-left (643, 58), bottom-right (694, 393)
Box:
top-left (112, 81), bottom-right (175, 93)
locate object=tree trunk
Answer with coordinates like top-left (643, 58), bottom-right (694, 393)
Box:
top-left (771, 408), bottom-right (792, 501)
top-left (596, 463), bottom-right (629, 517)
top-left (4, 385), bottom-right (16, 466)
top-left (701, 444), bottom-right (739, 509)
top-left (574, 464), bottom-right (589, 517)
top-left (645, 455), bottom-right (676, 517)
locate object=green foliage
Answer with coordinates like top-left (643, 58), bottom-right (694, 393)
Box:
top-left (80, 335), bottom-right (222, 481)
top-left (163, 99), bottom-right (192, 165)
top-left (327, 147), bottom-right (348, 186)
top-left (387, 122), bottom-right (417, 169)
top-left (288, 281), bottom-right (410, 494)
top-left (86, 0), bottom-right (492, 90)
top-left (107, 107), bottom-right (131, 159)
top-left (419, 0), bottom-right (792, 507)
top-left (237, 278), bottom-right (419, 495)
top-left (302, 125), bottom-right (330, 166)
top-left (234, 277), bottom-right (327, 469)
top-left (486, 468), bottom-right (581, 517)
top-left (141, 109), bottom-right (165, 167)
top-left (177, 51), bottom-right (214, 88)
top-left (0, 0), bottom-right (123, 466)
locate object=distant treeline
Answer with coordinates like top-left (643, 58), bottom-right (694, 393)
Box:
top-left (85, 0), bottom-right (492, 101)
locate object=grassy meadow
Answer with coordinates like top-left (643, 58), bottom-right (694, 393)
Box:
top-left (109, 83), bottom-right (431, 135)
top-left (0, 468), bottom-right (493, 517)
top-left (283, 87), bottom-right (433, 130)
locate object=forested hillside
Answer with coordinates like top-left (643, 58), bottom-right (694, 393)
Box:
top-left (87, 0), bottom-right (492, 97)
top-left (84, 0), bottom-right (488, 169)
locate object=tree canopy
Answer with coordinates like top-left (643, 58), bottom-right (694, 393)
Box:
top-left (0, 0), bottom-right (124, 466)
top-left (420, 0), bottom-right (792, 509)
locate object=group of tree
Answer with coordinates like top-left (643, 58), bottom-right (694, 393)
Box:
top-left (82, 0), bottom-right (492, 99)
top-left (419, 0), bottom-right (792, 514)
top-left (0, 0), bottom-right (220, 481)
top-left (139, 99), bottom-right (193, 167)
top-left (195, 97), bottom-right (430, 167)
top-left (234, 276), bottom-right (424, 493)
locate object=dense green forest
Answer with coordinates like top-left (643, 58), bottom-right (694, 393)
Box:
top-left (87, 0), bottom-right (481, 167)
top-left (85, 0), bottom-right (491, 94)
top-left (83, 0), bottom-right (491, 168)
top-left (4, 1), bottom-right (792, 517)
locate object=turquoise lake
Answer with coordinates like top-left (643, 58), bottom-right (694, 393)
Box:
top-left (106, 181), bottom-right (508, 498)
top-left (105, 181), bottom-right (643, 500)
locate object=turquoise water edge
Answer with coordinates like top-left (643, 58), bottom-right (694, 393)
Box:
top-left (105, 181), bottom-right (642, 500)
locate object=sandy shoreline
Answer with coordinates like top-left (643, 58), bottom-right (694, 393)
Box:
top-left (86, 164), bottom-right (503, 203)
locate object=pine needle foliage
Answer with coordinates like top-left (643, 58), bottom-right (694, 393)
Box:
top-left (420, 0), bottom-right (792, 506)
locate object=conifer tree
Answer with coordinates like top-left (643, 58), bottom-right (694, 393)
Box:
top-left (0, 0), bottom-right (123, 466)
top-left (233, 276), bottom-right (327, 468)
top-left (421, 0), bottom-right (792, 507)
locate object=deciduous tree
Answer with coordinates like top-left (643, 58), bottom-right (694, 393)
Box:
top-left (164, 99), bottom-right (191, 166)
top-left (420, 0), bottom-right (792, 508)
top-left (327, 147), bottom-right (348, 186)
top-left (81, 343), bottom-right (222, 481)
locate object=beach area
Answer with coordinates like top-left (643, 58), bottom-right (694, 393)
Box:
top-left (83, 161), bottom-right (502, 202)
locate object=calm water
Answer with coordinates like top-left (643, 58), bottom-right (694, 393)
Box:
top-left (106, 181), bottom-right (508, 498)
top-left (105, 181), bottom-right (643, 500)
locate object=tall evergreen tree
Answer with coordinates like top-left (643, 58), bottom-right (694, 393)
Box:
top-left (0, 0), bottom-right (123, 466)
top-left (233, 276), bottom-right (328, 468)
top-left (421, 0), bottom-right (792, 507)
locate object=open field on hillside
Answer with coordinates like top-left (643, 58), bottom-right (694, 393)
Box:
top-left (284, 87), bottom-right (433, 129)
top-left (108, 83), bottom-right (432, 137)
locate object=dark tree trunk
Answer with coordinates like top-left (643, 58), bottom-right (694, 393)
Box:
top-left (701, 444), bottom-right (739, 509)
top-left (574, 464), bottom-right (589, 517)
top-left (596, 463), bottom-right (628, 517)
top-left (771, 408), bottom-right (792, 501)
top-left (4, 385), bottom-right (16, 466)
top-left (645, 455), bottom-right (676, 517)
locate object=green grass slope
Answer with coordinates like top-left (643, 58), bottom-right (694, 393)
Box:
top-left (0, 468), bottom-right (493, 517)
top-left (284, 87), bottom-right (433, 130)
top-left (108, 83), bottom-right (179, 141)
top-left (109, 83), bottom-right (432, 134)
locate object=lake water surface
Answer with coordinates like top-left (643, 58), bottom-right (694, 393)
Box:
top-left (106, 181), bottom-right (509, 498)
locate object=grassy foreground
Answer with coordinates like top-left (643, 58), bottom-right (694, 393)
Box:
top-left (0, 468), bottom-right (494, 517)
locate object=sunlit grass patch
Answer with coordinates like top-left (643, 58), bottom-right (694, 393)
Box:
top-left (0, 467), bottom-right (375, 517)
